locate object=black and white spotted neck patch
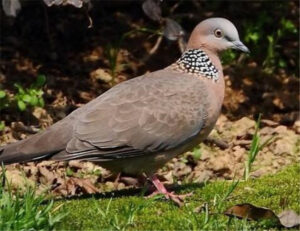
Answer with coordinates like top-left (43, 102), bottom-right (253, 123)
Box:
top-left (175, 49), bottom-right (219, 81)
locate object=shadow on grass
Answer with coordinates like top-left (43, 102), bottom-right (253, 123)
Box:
top-left (54, 182), bottom-right (205, 202)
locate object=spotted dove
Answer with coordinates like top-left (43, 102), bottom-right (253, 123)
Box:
top-left (0, 18), bottom-right (249, 205)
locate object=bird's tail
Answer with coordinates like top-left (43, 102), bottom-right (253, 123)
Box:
top-left (0, 121), bottom-right (73, 165)
top-left (0, 139), bottom-right (52, 164)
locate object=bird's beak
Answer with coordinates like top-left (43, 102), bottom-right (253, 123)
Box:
top-left (232, 40), bottom-right (250, 53)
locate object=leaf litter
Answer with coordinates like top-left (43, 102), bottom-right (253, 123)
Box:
top-left (0, 114), bottom-right (299, 200)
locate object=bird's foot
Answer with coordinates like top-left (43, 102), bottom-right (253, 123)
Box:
top-left (147, 174), bottom-right (192, 206)
top-left (147, 190), bottom-right (192, 207)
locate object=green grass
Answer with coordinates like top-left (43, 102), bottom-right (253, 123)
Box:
top-left (55, 164), bottom-right (300, 230)
top-left (244, 114), bottom-right (273, 180)
top-left (0, 168), bottom-right (66, 230)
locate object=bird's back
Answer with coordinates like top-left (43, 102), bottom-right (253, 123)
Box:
top-left (0, 67), bottom-right (222, 167)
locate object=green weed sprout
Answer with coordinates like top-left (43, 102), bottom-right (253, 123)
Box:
top-left (244, 114), bottom-right (273, 180)
top-left (14, 74), bottom-right (46, 111)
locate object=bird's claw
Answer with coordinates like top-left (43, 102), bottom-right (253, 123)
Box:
top-left (146, 191), bottom-right (193, 207)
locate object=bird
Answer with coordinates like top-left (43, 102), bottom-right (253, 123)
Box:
top-left (0, 18), bottom-right (249, 205)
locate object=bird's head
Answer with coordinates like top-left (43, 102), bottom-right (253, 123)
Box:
top-left (187, 17), bottom-right (249, 54)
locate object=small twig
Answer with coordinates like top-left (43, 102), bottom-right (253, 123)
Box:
top-left (83, 5), bottom-right (93, 28)
top-left (42, 2), bottom-right (53, 48)
top-left (169, 1), bottom-right (181, 14)
top-left (12, 122), bottom-right (40, 134)
top-left (52, 203), bottom-right (64, 213)
top-left (141, 35), bottom-right (163, 63)
top-left (233, 139), bottom-right (252, 148)
top-left (177, 37), bottom-right (187, 53)
top-left (204, 137), bottom-right (229, 149)
top-left (191, 0), bottom-right (202, 10)
top-left (149, 35), bottom-right (163, 55)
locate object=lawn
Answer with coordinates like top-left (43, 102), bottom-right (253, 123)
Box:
top-left (54, 164), bottom-right (300, 230)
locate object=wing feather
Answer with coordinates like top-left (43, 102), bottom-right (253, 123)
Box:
top-left (60, 69), bottom-right (209, 161)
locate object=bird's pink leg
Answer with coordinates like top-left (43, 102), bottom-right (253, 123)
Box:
top-left (113, 172), bottom-right (121, 189)
top-left (151, 174), bottom-right (169, 194)
top-left (148, 174), bottom-right (192, 206)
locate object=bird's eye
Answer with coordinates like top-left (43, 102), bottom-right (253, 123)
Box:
top-left (214, 29), bottom-right (223, 38)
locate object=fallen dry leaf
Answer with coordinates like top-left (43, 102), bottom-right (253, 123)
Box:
top-left (120, 176), bottom-right (140, 186)
top-left (224, 203), bottom-right (300, 228)
top-left (261, 119), bottom-right (279, 127)
top-left (52, 177), bottom-right (99, 196)
top-left (278, 210), bottom-right (300, 228)
top-left (293, 120), bottom-right (300, 134)
top-left (163, 18), bottom-right (185, 41)
top-left (224, 203), bottom-right (279, 222)
top-left (38, 166), bottom-right (56, 184)
top-left (231, 117), bottom-right (255, 138)
top-left (142, 0), bottom-right (162, 22)
top-left (90, 68), bottom-right (113, 83)
top-left (68, 177), bottom-right (99, 194)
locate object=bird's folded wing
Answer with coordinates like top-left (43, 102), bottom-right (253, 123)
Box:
top-left (60, 70), bottom-right (209, 161)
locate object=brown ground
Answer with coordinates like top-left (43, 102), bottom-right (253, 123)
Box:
top-left (0, 1), bottom-right (299, 196)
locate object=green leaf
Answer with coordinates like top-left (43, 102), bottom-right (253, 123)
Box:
top-left (0, 90), bottom-right (6, 99)
top-left (29, 95), bottom-right (38, 106)
top-left (17, 100), bottom-right (27, 111)
top-left (35, 75), bottom-right (46, 88)
top-left (279, 59), bottom-right (286, 68)
top-left (267, 35), bottom-right (274, 43)
top-left (0, 121), bottom-right (5, 131)
top-left (29, 88), bottom-right (37, 95)
top-left (38, 98), bottom-right (45, 108)
top-left (248, 32), bottom-right (259, 43)
top-left (14, 83), bottom-right (25, 94)
top-left (22, 94), bottom-right (31, 103)
top-left (66, 167), bottom-right (74, 177)
top-left (221, 50), bottom-right (237, 65)
top-left (192, 147), bottom-right (202, 160)
top-left (36, 89), bottom-right (44, 97)
top-left (281, 19), bottom-right (297, 33)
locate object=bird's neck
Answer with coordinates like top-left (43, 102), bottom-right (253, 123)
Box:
top-left (171, 49), bottom-right (222, 82)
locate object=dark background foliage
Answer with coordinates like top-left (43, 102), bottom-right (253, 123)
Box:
top-left (0, 0), bottom-right (299, 129)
